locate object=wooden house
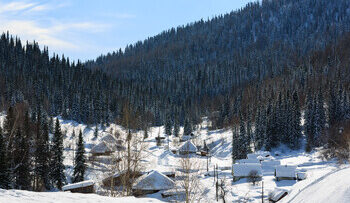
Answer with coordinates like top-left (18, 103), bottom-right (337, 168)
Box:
top-left (233, 163), bottom-right (262, 181)
top-left (90, 142), bottom-right (114, 156)
top-left (102, 171), bottom-right (145, 187)
top-left (62, 180), bottom-right (95, 194)
top-left (275, 165), bottom-right (296, 181)
top-left (132, 170), bottom-right (175, 196)
top-left (178, 140), bottom-right (197, 155)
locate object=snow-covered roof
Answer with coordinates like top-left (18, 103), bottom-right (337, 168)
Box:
top-left (269, 188), bottom-right (289, 202)
top-left (62, 180), bottom-right (94, 191)
top-left (237, 159), bottom-right (260, 164)
top-left (180, 135), bottom-right (192, 141)
top-left (275, 165), bottom-right (296, 178)
top-left (261, 160), bottom-right (281, 167)
top-left (233, 163), bottom-right (262, 177)
top-left (297, 172), bottom-right (307, 180)
top-left (161, 188), bottom-right (185, 197)
top-left (90, 142), bottom-right (113, 154)
top-left (247, 153), bottom-right (259, 160)
top-left (100, 133), bottom-right (116, 143)
top-left (257, 151), bottom-right (271, 157)
top-left (178, 140), bottom-right (197, 153)
top-left (132, 170), bottom-right (175, 191)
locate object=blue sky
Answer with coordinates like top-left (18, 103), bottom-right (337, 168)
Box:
top-left (0, 0), bottom-right (253, 61)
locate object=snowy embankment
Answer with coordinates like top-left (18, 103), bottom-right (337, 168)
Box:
top-left (283, 166), bottom-right (350, 203)
top-left (0, 189), bottom-right (164, 203)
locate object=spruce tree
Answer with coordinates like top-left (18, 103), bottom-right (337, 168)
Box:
top-left (12, 125), bottom-right (30, 190)
top-left (35, 117), bottom-right (51, 191)
top-left (316, 88), bottom-right (326, 146)
top-left (51, 118), bottom-right (66, 190)
top-left (231, 126), bottom-right (240, 162)
top-left (18, 111), bottom-right (31, 190)
top-left (289, 91), bottom-right (302, 149)
top-left (0, 126), bottom-right (10, 189)
top-left (173, 118), bottom-right (180, 137)
top-left (73, 130), bottom-right (86, 183)
top-left (165, 113), bottom-right (172, 136)
top-left (238, 113), bottom-right (248, 158)
top-left (184, 117), bottom-right (192, 135)
top-left (94, 125), bottom-right (98, 139)
top-left (305, 91), bottom-right (314, 152)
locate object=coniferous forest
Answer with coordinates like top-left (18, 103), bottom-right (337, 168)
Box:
top-left (0, 0), bottom-right (349, 192)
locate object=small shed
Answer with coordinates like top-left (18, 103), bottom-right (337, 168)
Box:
top-left (200, 143), bottom-right (210, 156)
top-left (178, 140), bottom-right (197, 155)
top-left (62, 180), bottom-right (95, 193)
top-left (132, 170), bottom-right (175, 196)
top-left (297, 172), bottom-right (307, 180)
top-left (90, 142), bottom-right (114, 156)
top-left (233, 163), bottom-right (262, 181)
top-left (275, 165), bottom-right (296, 181)
top-left (268, 188), bottom-right (289, 202)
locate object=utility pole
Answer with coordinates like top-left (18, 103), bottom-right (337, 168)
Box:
top-left (261, 181), bottom-right (264, 203)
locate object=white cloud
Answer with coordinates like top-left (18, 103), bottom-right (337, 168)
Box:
top-left (0, 1), bottom-right (36, 13)
top-left (0, 0), bottom-right (111, 53)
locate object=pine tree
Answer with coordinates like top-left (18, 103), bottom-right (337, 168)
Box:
top-left (17, 111), bottom-right (31, 190)
top-left (165, 113), bottom-right (172, 136)
top-left (184, 117), bottom-right (192, 135)
top-left (289, 91), bottom-right (302, 149)
top-left (51, 118), bottom-right (66, 190)
top-left (246, 107), bottom-right (252, 153)
top-left (231, 126), bottom-right (241, 162)
top-left (73, 130), bottom-right (86, 183)
top-left (94, 125), bottom-right (98, 139)
top-left (305, 91), bottom-right (314, 152)
top-left (35, 116), bottom-right (51, 191)
top-left (173, 118), bottom-right (180, 137)
top-left (4, 106), bottom-right (15, 142)
top-left (0, 126), bottom-right (10, 189)
top-left (11, 125), bottom-right (30, 190)
top-left (238, 113), bottom-right (248, 158)
top-left (316, 88), bottom-right (326, 146)
top-left (49, 116), bottom-right (54, 134)
top-left (254, 106), bottom-right (265, 150)
top-left (265, 103), bottom-right (278, 151)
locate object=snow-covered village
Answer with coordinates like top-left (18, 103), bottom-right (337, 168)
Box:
top-left (0, 0), bottom-right (350, 203)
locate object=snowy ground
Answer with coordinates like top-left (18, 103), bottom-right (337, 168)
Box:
top-left (0, 189), bottom-right (163, 203)
top-left (0, 114), bottom-right (349, 202)
top-left (282, 166), bottom-right (350, 203)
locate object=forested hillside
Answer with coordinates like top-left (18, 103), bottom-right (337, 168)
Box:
top-left (86, 0), bottom-right (350, 129)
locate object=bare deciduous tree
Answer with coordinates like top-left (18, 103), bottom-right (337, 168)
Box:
top-left (176, 154), bottom-right (203, 203)
top-left (247, 170), bottom-right (260, 186)
top-left (106, 129), bottom-right (148, 197)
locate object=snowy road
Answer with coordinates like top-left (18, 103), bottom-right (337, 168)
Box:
top-left (287, 167), bottom-right (350, 203)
